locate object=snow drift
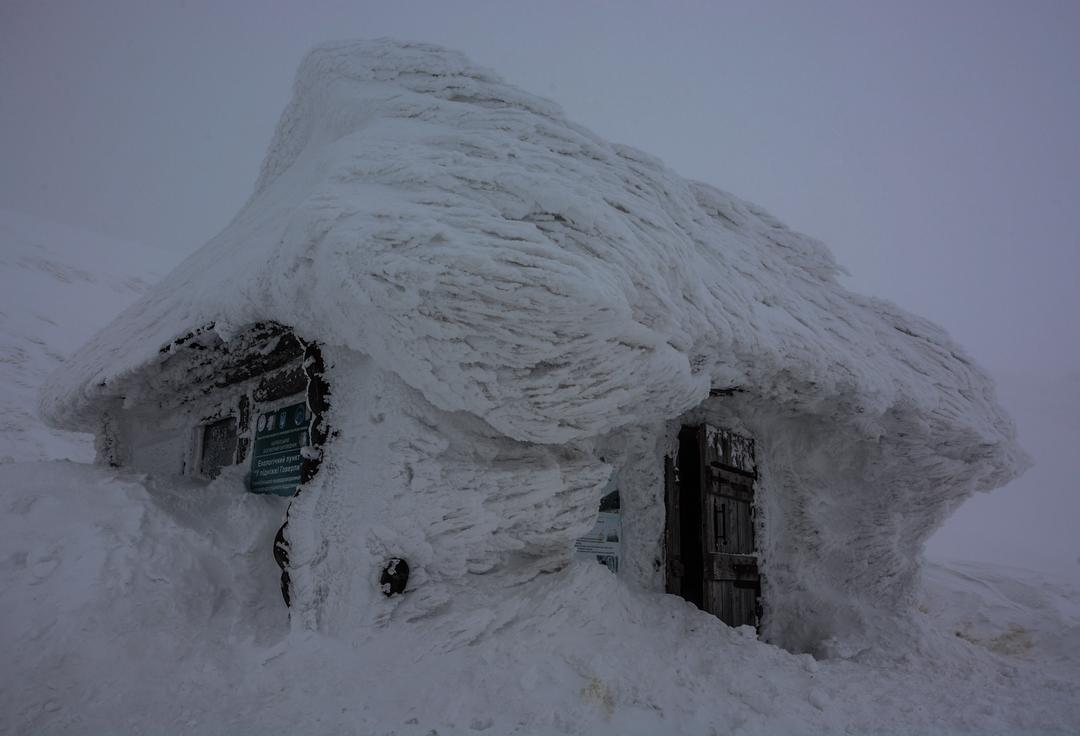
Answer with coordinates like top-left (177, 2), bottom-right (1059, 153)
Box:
top-left (4, 462), bottom-right (1077, 734)
top-left (39, 39), bottom-right (1025, 652)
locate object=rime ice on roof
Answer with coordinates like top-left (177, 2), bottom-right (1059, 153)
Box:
top-left (40, 39), bottom-right (1026, 653)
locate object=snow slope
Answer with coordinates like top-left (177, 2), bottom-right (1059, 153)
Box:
top-left (35, 40), bottom-right (1025, 651)
top-left (0, 209), bottom-right (176, 462)
top-left (1, 460), bottom-right (1077, 735)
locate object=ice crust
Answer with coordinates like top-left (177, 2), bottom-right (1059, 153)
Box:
top-left (40, 40), bottom-right (1026, 651)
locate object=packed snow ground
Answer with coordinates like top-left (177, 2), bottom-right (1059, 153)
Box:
top-left (2, 460), bottom-right (1078, 735)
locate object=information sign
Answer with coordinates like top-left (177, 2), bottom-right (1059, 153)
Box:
top-left (250, 402), bottom-right (309, 496)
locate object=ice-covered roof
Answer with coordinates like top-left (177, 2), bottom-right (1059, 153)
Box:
top-left (40, 39), bottom-right (1024, 491)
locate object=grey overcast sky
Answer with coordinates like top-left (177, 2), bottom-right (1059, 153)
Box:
top-left (2, 0), bottom-right (1077, 380)
top-left (1, 0), bottom-right (1079, 575)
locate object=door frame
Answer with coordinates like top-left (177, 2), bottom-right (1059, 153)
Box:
top-left (665, 423), bottom-right (762, 628)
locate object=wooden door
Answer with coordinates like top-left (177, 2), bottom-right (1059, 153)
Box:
top-left (666, 424), bottom-right (761, 628)
top-left (702, 463), bottom-right (759, 626)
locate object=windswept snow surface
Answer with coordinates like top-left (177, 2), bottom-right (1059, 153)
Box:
top-left (0, 209), bottom-right (175, 462)
top-left (1, 460), bottom-right (1078, 735)
top-left (35, 40), bottom-right (1026, 652)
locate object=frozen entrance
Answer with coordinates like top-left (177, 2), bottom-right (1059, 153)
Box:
top-left (665, 424), bottom-right (762, 628)
top-left (100, 321), bottom-right (329, 499)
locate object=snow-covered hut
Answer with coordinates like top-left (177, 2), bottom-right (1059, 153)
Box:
top-left (41, 40), bottom-right (1025, 653)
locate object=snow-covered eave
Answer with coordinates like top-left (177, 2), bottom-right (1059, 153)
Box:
top-left (41, 300), bottom-right (1025, 496)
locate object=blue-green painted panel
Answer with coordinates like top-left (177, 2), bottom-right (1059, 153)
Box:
top-left (249, 402), bottom-right (309, 496)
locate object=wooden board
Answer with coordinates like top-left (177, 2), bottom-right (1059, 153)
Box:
top-left (199, 416), bottom-right (237, 479)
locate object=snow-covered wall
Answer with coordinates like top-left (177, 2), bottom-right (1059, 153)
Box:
top-left (40, 39), bottom-right (1025, 652)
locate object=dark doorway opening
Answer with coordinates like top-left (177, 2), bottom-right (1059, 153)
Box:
top-left (665, 424), bottom-right (762, 628)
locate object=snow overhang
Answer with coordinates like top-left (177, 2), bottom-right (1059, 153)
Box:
top-left (38, 39), bottom-right (1026, 494)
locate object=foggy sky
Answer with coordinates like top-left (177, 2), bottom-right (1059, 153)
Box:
top-left (2, 2), bottom-right (1078, 572)
top-left (3, 0), bottom-right (1078, 379)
